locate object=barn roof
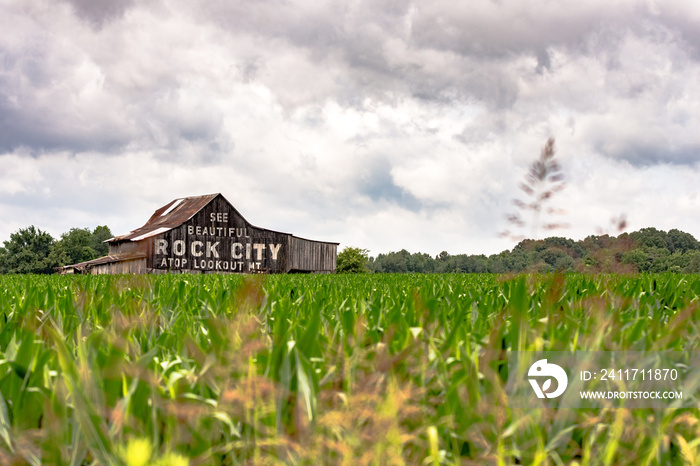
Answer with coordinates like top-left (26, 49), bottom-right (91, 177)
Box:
top-left (108, 193), bottom-right (219, 242)
top-left (56, 252), bottom-right (147, 272)
top-left (107, 192), bottom-right (339, 245)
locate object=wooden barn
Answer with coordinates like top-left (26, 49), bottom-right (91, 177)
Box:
top-left (59, 193), bottom-right (338, 275)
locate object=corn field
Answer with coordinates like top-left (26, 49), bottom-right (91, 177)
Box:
top-left (0, 273), bottom-right (699, 465)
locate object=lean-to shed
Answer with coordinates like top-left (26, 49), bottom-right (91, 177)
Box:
top-left (60, 193), bottom-right (338, 274)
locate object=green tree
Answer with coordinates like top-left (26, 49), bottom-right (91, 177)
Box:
top-left (539, 247), bottom-right (574, 271)
top-left (337, 247), bottom-right (370, 273)
top-left (683, 251), bottom-right (700, 273)
top-left (378, 250), bottom-right (410, 273)
top-left (49, 228), bottom-right (96, 267)
top-left (92, 225), bottom-right (113, 256)
top-left (48, 226), bottom-right (114, 267)
top-left (487, 251), bottom-right (509, 273)
top-left (630, 227), bottom-right (668, 250)
top-left (408, 252), bottom-right (436, 273)
top-left (0, 226), bottom-right (55, 274)
top-left (622, 248), bottom-right (651, 272)
top-left (666, 229), bottom-right (699, 253)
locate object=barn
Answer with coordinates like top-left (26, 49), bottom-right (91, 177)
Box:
top-left (59, 193), bottom-right (338, 275)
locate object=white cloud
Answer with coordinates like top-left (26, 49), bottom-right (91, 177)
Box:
top-left (1, 0), bottom-right (700, 256)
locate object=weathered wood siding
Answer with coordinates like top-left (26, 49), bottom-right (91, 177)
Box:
top-left (148, 195), bottom-right (291, 273)
top-left (287, 236), bottom-right (337, 272)
top-left (109, 241), bottom-right (146, 256)
top-left (91, 258), bottom-right (146, 275)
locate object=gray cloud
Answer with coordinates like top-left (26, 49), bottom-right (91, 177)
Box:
top-left (2, 0), bottom-right (700, 254)
top-left (358, 157), bottom-right (423, 211)
top-left (63, 0), bottom-right (135, 28)
top-left (7, 0), bottom-right (699, 151)
top-left (595, 141), bottom-right (700, 167)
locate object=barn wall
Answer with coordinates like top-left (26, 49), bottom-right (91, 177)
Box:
top-left (288, 237), bottom-right (337, 272)
top-left (148, 195), bottom-right (291, 274)
top-left (91, 258), bottom-right (147, 275)
top-left (109, 241), bottom-right (146, 256)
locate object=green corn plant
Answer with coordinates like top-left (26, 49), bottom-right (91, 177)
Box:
top-left (0, 272), bottom-right (699, 464)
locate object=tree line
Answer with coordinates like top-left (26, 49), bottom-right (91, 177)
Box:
top-left (0, 226), bottom-right (112, 274)
top-left (4, 225), bottom-right (700, 274)
top-left (339, 228), bottom-right (700, 274)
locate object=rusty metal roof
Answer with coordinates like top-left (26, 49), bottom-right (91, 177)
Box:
top-left (106, 192), bottom-right (339, 245)
top-left (109, 193), bottom-right (219, 242)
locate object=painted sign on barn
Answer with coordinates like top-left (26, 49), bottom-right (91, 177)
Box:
top-left (148, 195), bottom-right (289, 273)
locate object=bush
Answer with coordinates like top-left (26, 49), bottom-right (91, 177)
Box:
top-left (337, 247), bottom-right (369, 273)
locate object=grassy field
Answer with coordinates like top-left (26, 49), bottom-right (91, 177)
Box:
top-left (0, 273), bottom-right (699, 465)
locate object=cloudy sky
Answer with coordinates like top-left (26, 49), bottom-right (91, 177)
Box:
top-left (1, 0), bottom-right (699, 257)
